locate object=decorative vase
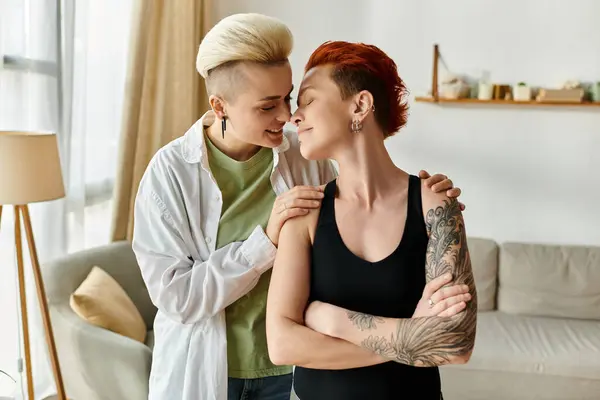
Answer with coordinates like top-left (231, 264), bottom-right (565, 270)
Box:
top-left (478, 83), bottom-right (493, 100)
top-left (513, 85), bottom-right (531, 101)
top-left (591, 82), bottom-right (600, 102)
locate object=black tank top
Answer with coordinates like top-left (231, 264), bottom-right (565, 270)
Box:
top-left (293, 175), bottom-right (442, 400)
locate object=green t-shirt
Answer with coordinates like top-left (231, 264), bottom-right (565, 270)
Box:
top-left (205, 135), bottom-right (292, 379)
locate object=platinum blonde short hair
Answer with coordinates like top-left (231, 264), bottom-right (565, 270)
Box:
top-left (196, 13), bottom-right (294, 80)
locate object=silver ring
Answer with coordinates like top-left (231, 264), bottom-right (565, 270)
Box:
top-left (428, 298), bottom-right (434, 308)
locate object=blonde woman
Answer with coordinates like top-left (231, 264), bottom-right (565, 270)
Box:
top-left (132, 13), bottom-right (465, 400)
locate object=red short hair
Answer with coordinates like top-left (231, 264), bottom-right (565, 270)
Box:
top-left (305, 41), bottom-right (409, 137)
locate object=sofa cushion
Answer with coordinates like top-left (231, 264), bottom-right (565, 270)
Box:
top-left (498, 242), bottom-right (600, 320)
top-left (467, 237), bottom-right (498, 311)
top-left (70, 266), bottom-right (147, 343)
top-left (440, 365), bottom-right (600, 400)
top-left (447, 311), bottom-right (600, 381)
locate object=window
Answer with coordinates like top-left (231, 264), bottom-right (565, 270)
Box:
top-left (0, 0), bottom-right (133, 395)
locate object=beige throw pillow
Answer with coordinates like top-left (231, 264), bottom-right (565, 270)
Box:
top-left (70, 266), bottom-right (146, 343)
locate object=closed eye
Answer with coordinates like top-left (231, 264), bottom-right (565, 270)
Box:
top-left (261, 96), bottom-right (294, 112)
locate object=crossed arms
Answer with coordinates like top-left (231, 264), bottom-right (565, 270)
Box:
top-left (266, 188), bottom-right (477, 368)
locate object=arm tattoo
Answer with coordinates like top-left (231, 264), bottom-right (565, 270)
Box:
top-left (354, 198), bottom-right (478, 367)
top-left (361, 317), bottom-right (463, 366)
top-left (347, 311), bottom-right (385, 331)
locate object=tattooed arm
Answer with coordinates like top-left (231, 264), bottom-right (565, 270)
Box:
top-left (310, 188), bottom-right (477, 367)
top-left (266, 209), bottom-right (388, 369)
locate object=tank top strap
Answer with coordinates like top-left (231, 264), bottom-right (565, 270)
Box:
top-left (406, 174), bottom-right (428, 239)
top-left (316, 179), bottom-right (337, 227)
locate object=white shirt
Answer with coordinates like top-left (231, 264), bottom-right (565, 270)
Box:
top-left (132, 111), bottom-right (337, 400)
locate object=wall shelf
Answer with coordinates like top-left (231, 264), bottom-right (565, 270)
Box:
top-left (418, 44), bottom-right (600, 109)
top-left (415, 96), bottom-right (600, 107)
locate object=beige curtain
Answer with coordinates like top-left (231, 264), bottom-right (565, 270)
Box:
top-left (110, 0), bottom-right (213, 242)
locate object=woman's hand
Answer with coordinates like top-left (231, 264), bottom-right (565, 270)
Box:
top-left (413, 273), bottom-right (472, 318)
top-left (266, 185), bottom-right (324, 247)
top-left (419, 170), bottom-right (465, 211)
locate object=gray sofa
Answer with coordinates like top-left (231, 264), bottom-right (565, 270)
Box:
top-left (43, 241), bottom-right (157, 400)
top-left (43, 239), bottom-right (600, 400)
top-left (440, 238), bottom-right (600, 400)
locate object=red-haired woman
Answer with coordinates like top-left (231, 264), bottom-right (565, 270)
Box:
top-left (266, 41), bottom-right (477, 400)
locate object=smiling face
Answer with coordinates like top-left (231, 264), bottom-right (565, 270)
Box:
top-left (291, 65), bottom-right (355, 160)
top-left (210, 61), bottom-right (294, 148)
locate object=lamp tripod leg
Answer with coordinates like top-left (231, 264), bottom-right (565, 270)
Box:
top-left (21, 205), bottom-right (67, 400)
top-left (14, 205), bottom-right (35, 399)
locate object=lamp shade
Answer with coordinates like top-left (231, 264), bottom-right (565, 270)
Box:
top-left (0, 131), bottom-right (66, 205)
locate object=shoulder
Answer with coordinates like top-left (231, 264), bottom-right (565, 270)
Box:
top-left (420, 178), bottom-right (453, 208)
top-left (136, 132), bottom-right (201, 212)
top-left (146, 117), bottom-right (208, 174)
top-left (138, 139), bottom-right (185, 192)
top-left (419, 178), bottom-right (463, 228)
top-left (280, 206), bottom-right (322, 245)
top-left (148, 139), bottom-right (184, 170)
top-left (141, 117), bottom-right (208, 187)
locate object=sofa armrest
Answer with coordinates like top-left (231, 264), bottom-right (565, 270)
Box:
top-left (51, 304), bottom-right (152, 400)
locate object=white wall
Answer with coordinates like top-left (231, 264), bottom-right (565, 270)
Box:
top-left (213, 0), bottom-right (600, 246)
top-left (212, 0), bottom-right (370, 86)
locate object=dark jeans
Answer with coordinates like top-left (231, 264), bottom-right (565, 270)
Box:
top-left (228, 373), bottom-right (293, 400)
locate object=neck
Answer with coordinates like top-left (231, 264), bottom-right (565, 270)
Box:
top-left (334, 129), bottom-right (405, 207)
top-left (206, 120), bottom-right (262, 161)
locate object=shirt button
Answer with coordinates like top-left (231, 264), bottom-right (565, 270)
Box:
top-left (206, 237), bottom-right (212, 244)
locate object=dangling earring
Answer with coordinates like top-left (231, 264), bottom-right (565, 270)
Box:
top-left (351, 119), bottom-right (362, 133)
top-left (221, 116), bottom-right (227, 139)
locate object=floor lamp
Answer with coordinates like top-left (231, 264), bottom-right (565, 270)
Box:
top-left (0, 132), bottom-right (67, 400)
